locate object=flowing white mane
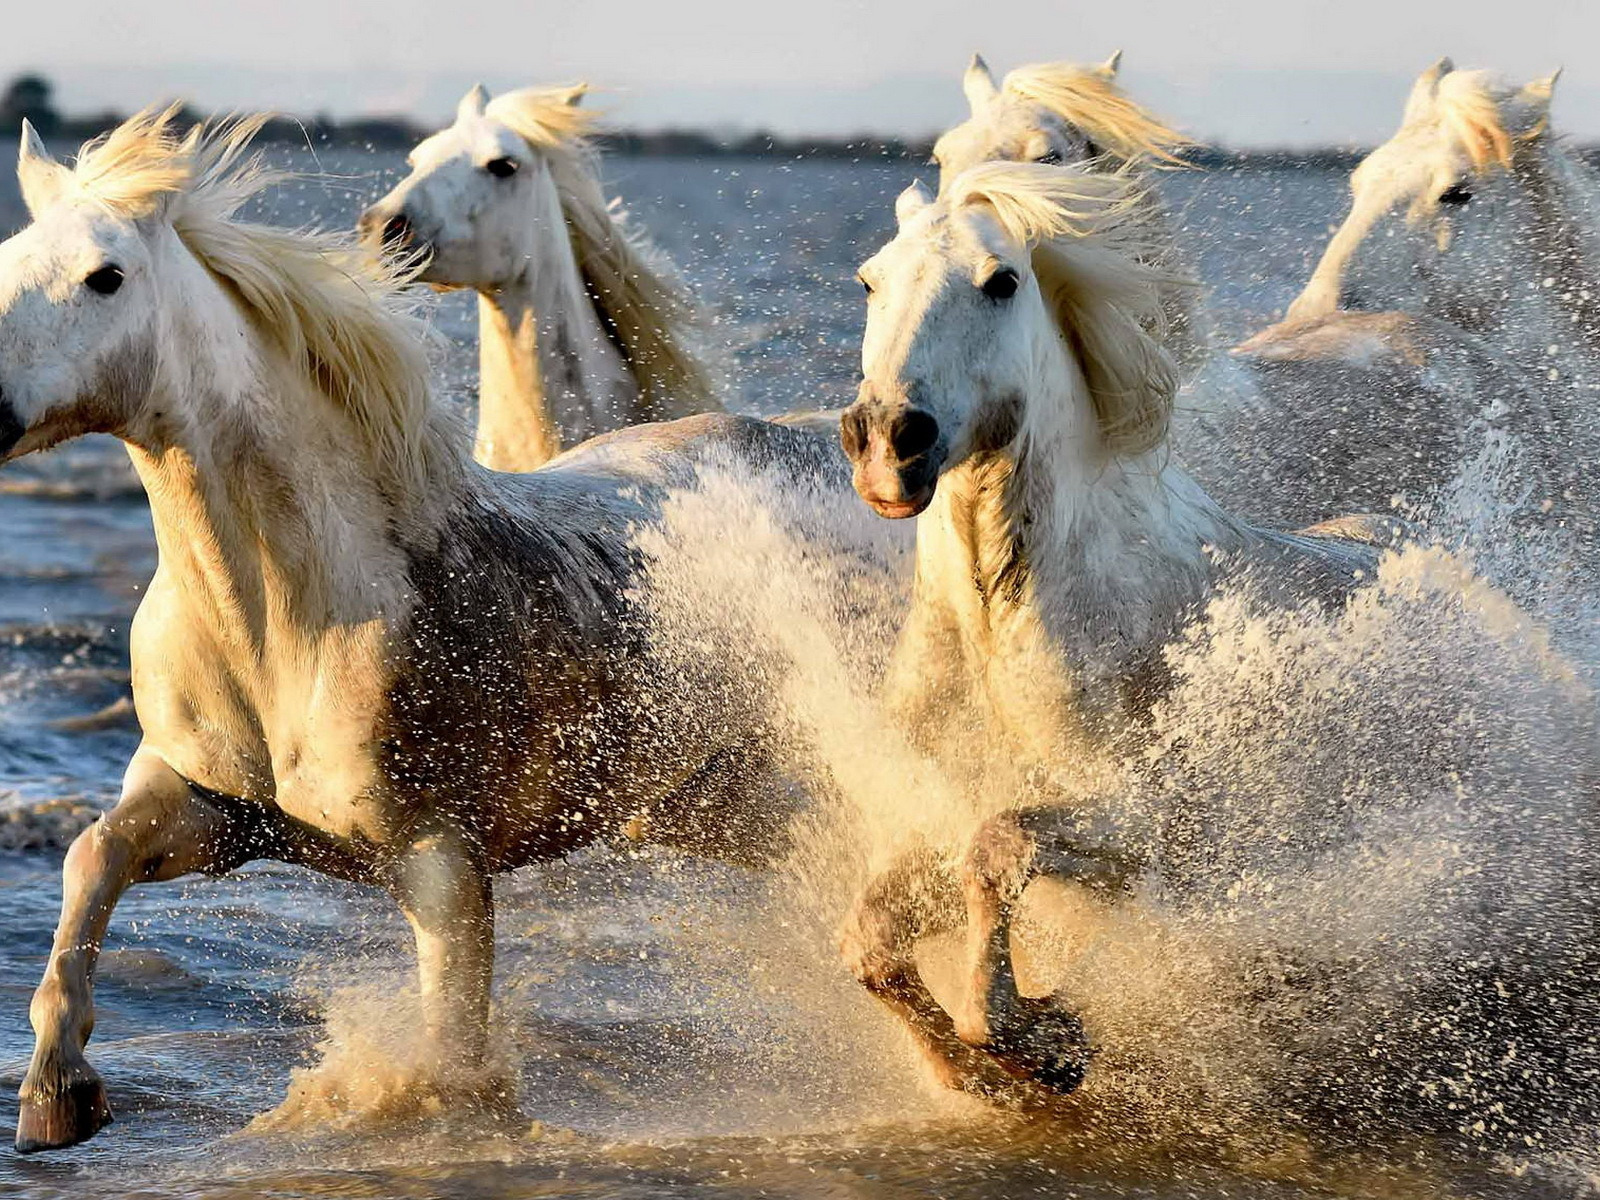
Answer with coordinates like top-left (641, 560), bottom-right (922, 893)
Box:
top-left (1001, 62), bottom-right (1194, 168)
top-left (483, 87), bottom-right (721, 419)
top-left (946, 161), bottom-right (1179, 455)
top-left (69, 108), bottom-right (453, 498)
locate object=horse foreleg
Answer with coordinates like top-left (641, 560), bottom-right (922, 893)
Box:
top-left (17, 752), bottom-right (251, 1153)
top-left (956, 807), bottom-right (1145, 1097)
top-left (838, 847), bottom-right (1022, 1097)
top-left (385, 826), bottom-right (495, 1073)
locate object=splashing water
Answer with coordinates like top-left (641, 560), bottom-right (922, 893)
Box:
top-left (635, 440), bottom-right (1600, 1183)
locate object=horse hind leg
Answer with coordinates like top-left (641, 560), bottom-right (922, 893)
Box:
top-left (17, 753), bottom-right (254, 1153)
top-left (838, 846), bottom-right (1022, 1098)
top-left (955, 807), bottom-right (1145, 1098)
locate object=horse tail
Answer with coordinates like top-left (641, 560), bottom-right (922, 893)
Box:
top-left (1297, 513), bottom-right (1423, 551)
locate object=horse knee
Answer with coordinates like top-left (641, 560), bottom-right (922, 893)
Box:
top-left (838, 889), bottom-right (913, 992)
top-left (964, 812), bottom-right (1038, 901)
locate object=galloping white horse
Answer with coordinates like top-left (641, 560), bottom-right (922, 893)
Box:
top-left (359, 85), bottom-right (722, 471)
top-left (1239, 61), bottom-right (1600, 543)
top-left (939, 53), bottom-right (1559, 532)
top-left (1, 110), bottom-right (838, 1153)
top-left (834, 161), bottom-right (1405, 1101)
top-left (1264, 60), bottom-right (1574, 337)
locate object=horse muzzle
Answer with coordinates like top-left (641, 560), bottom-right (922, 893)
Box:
top-left (840, 399), bottom-right (945, 519)
top-left (0, 396), bottom-right (23, 459)
top-left (358, 205), bottom-right (428, 264)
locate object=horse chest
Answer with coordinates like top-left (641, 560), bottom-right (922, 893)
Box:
top-left (129, 584), bottom-right (400, 837)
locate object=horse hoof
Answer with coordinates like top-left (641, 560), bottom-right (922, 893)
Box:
top-left (14, 1078), bottom-right (113, 1153)
top-left (1006, 1000), bottom-right (1092, 1097)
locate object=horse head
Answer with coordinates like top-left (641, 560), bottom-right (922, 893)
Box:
top-left (840, 164), bottom-right (1175, 519)
top-left (932, 52), bottom-right (1189, 191)
top-left (358, 82), bottom-right (591, 290)
top-left (1284, 60), bottom-right (1562, 330)
top-left (0, 117), bottom-right (197, 460)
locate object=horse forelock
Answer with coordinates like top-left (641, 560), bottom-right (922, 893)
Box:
top-left (1430, 72), bottom-right (1522, 173)
top-left (1001, 63), bottom-right (1194, 167)
top-left (482, 87), bottom-right (601, 151)
top-left (68, 108), bottom-right (460, 506)
top-left (944, 162), bottom-right (1179, 457)
top-left (485, 90), bottom-right (721, 419)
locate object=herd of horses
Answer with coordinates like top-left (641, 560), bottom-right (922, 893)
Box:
top-left (3, 50), bottom-right (1597, 1156)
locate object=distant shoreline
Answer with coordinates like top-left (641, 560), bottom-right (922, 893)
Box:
top-left (12, 112), bottom-right (1599, 170)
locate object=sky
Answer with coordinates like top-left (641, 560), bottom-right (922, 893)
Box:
top-left (7, 0), bottom-right (1600, 146)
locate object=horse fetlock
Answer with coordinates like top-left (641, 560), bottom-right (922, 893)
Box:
top-left (952, 1002), bottom-right (995, 1050)
top-left (29, 967), bottom-right (93, 1050)
top-left (16, 1053), bottom-right (112, 1153)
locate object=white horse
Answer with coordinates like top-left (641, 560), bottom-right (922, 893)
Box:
top-left (358, 85), bottom-right (722, 471)
top-left (1261, 60), bottom-right (1574, 339)
top-left (1239, 61), bottom-right (1600, 544)
top-left (834, 161), bottom-right (1414, 1103)
top-left (939, 53), bottom-right (1563, 533)
top-left (1, 109), bottom-right (849, 1153)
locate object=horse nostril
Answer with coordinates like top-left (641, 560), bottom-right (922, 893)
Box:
top-left (889, 409), bottom-right (939, 461)
top-left (840, 408), bottom-right (869, 459)
top-left (380, 213), bottom-right (414, 251)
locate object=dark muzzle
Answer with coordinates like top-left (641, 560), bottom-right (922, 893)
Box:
top-left (0, 395), bottom-right (23, 458)
top-left (840, 391), bottom-right (945, 519)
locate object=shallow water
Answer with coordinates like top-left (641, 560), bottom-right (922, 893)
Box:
top-left (4, 143), bottom-right (1589, 1197)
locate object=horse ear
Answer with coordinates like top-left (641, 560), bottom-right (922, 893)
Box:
top-left (559, 82), bottom-right (589, 107)
top-left (895, 180), bottom-right (933, 226)
top-left (964, 54), bottom-right (999, 110)
top-left (1099, 50), bottom-right (1123, 79)
top-left (17, 120), bottom-right (69, 216)
top-left (1521, 68), bottom-right (1562, 104)
top-left (1403, 57), bottom-right (1453, 122)
top-left (456, 84), bottom-right (490, 123)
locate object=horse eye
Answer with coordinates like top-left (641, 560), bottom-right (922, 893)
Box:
top-left (981, 267), bottom-right (1019, 301)
top-left (484, 157), bottom-right (520, 179)
top-left (84, 265), bottom-right (124, 296)
top-left (1438, 182), bottom-right (1473, 206)
top-left (1034, 150), bottom-right (1063, 165)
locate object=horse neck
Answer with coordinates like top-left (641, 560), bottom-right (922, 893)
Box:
top-left (1287, 193), bottom-right (1387, 324)
top-left (1494, 140), bottom-right (1600, 367)
top-left (128, 310), bottom-right (421, 644)
top-left (474, 173), bottom-right (640, 471)
top-left (925, 346), bottom-right (1233, 675)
